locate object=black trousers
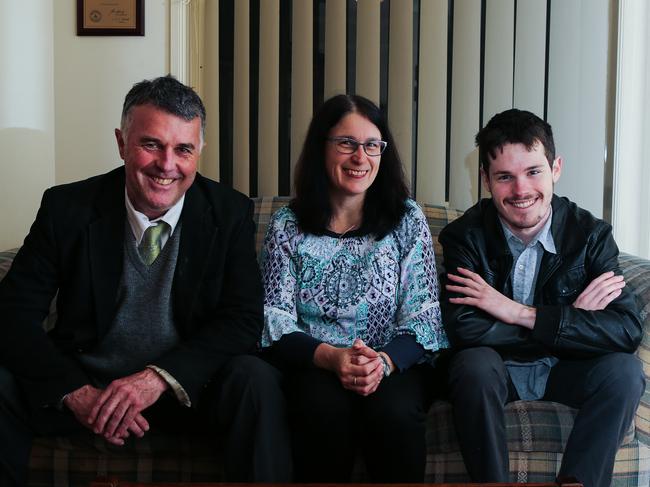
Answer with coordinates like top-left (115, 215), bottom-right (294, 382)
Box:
top-left (0, 355), bottom-right (292, 486)
top-left (286, 363), bottom-right (441, 483)
top-left (448, 347), bottom-right (645, 487)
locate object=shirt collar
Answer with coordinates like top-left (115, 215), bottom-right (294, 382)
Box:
top-left (499, 208), bottom-right (556, 254)
top-left (124, 188), bottom-right (185, 245)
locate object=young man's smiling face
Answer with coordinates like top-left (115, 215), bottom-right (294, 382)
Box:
top-left (482, 141), bottom-right (562, 243)
top-left (115, 104), bottom-right (202, 219)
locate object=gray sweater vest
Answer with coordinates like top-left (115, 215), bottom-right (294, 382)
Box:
top-left (78, 223), bottom-right (182, 386)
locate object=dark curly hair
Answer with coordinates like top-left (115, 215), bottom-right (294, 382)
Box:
top-left (476, 108), bottom-right (555, 173)
top-left (290, 94), bottom-right (409, 240)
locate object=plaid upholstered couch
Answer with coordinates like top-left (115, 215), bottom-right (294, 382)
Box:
top-left (1, 196), bottom-right (650, 486)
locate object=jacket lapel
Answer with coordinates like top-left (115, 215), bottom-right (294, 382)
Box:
top-left (482, 201), bottom-right (513, 291)
top-left (88, 169), bottom-right (126, 338)
top-left (535, 196), bottom-right (584, 291)
top-left (173, 181), bottom-right (219, 330)
top-left (536, 252), bottom-right (562, 290)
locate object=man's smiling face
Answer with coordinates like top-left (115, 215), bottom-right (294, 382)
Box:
top-left (482, 141), bottom-right (562, 243)
top-left (116, 104), bottom-right (202, 219)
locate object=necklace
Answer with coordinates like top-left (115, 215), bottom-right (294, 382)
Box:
top-left (337, 222), bottom-right (359, 239)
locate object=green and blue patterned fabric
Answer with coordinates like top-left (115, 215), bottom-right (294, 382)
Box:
top-left (260, 200), bottom-right (448, 353)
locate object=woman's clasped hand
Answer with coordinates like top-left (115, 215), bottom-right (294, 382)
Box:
top-left (314, 338), bottom-right (388, 396)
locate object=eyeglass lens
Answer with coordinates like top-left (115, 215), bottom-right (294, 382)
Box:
top-left (330, 137), bottom-right (386, 156)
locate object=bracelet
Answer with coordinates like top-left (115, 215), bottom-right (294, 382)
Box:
top-left (378, 352), bottom-right (392, 378)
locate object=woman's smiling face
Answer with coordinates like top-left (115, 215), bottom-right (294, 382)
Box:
top-left (324, 112), bottom-right (382, 200)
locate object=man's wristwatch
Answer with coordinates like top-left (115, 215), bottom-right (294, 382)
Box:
top-left (378, 352), bottom-right (392, 378)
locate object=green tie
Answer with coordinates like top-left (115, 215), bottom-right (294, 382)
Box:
top-left (139, 223), bottom-right (168, 265)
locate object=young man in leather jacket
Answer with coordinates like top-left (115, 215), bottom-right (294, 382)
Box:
top-left (439, 108), bottom-right (644, 487)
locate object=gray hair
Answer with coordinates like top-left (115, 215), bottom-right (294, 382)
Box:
top-left (120, 75), bottom-right (206, 145)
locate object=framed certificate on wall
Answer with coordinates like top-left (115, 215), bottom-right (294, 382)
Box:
top-left (77, 0), bottom-right (144, 36)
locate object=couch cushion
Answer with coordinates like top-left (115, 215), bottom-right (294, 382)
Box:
top-left (29, 431), bottom-right (222, 487)
top-left (427, 399), bottom-right (634, 455)
top-left (252, 196), bottom-right (291, 256)
top-left (426, 440), bottom-right (650, 485)
top-left (26, 405), bottom-right (642, 487)
top-left (620, 253), bottom-right (650, 445)
top-left (419, 204), bottom-right (464, 270)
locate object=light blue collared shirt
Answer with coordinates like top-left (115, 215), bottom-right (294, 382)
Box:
top-left (500, 210), bottom-right (559, 401)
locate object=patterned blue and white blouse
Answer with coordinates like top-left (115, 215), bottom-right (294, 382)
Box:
top-left (260, 199), bottom-right (448, 355)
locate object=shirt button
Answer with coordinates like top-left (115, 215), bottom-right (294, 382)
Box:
top-left (518, 264), bottom-right (524, 270)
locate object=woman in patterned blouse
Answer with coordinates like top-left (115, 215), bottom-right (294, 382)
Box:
top-left (260, 94), bottom-right (449, 482)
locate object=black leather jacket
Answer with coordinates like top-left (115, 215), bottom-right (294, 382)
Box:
top-left (439, 195), bottom-right (642, 361)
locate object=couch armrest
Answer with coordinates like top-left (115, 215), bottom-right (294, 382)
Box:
top-left (0, 248), bottom-right (18, 282)
top-left (619, 252), bottom-right (650, 445)
top-left (0, 248), bottom-right (58, 331)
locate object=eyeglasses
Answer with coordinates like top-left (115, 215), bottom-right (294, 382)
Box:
top-left (327, 136), bottom-right (388, 156)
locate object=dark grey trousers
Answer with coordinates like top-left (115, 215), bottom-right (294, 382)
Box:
top-left (287, 363), bottom-right (441, 483)
top-left (448, 347), bottom-right (645, 487)
top-left (0, 355), bottom-right (292, 486)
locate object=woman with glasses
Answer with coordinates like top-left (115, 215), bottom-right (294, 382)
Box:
top-left (260, 94), bottom-right (448, 482)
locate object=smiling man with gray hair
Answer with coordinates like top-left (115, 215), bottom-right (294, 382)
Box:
top-left (0, 75), bottom-right (290, 485)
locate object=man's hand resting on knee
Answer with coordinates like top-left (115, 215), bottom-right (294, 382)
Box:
top-left (88, 368), bottom-right (168, 442)
top-left (63, 384), bottom-right (150, 446)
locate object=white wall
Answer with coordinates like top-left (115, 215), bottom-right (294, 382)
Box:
top-left (0, 0), bottom-right (55, 250)
top-left (0, 0), bottom-right (168, 250)
top-left (53, 0), bottom-right (168, 184)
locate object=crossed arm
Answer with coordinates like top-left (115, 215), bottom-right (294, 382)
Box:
top-left (446, 267), bottom-right (626, 328)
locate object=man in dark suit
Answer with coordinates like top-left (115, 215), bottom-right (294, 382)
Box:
top-left (0, 76), bottom-right (290, 485)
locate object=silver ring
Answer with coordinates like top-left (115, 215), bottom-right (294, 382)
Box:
top-left (353, 377), bottom-right (357, 385)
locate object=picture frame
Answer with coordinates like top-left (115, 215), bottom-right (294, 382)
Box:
top-left (77, 0), bottom-right (144, 36)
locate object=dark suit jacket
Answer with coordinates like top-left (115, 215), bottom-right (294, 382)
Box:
top-left (0, 167), bottom-right (263, 410)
